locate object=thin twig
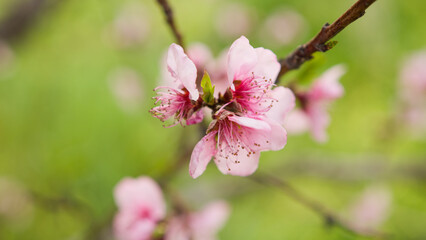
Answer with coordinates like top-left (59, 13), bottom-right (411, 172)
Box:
top-left (251, 173), bottom-right (388, 239)
top-left (276, 0), bottom-right (377, 81)
top-left (156, 0), bottom-right (185, 48)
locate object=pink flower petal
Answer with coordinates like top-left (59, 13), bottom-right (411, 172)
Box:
top-left (190, 201), bottom-right (230, 240)
top-left (227, 115), bottom-right (271, 130)
top-left (187, 43), bottom-right (213, 70)
top-left (307, 103), bottom-right (330, 143)
top-left (167, 43), bottom-right (199, 100)
top-left (186, 109), bottom-right (204, 125)
top-left (284, 109), bottom-right (310, 135)
top-left (113, 177), bottom-right (166, 220)
top-left (252, 47), bottom-right (281, 82)
top-left (189, 131), bottom-right (218, 179)
top-left (214, 149), bottom-right (260, 176)
top-left (266, 86), bottom-right (296, 125)
top-left (160, 50), bottom-right (181, 89)
top-left (207, 50), bottom-right (229, 97)
top-left (309, 65), bottom-right (346, 101)
top-left (227, 36), bottom-right (257, 87)
top-left (114, 212), bottom-right (156, 240)
top-left (261, 118), bottom-right (288, 151)
top-left (165, 217), bottom-right (191, 240)
top-left (238, 117), bottom-right (287, 152)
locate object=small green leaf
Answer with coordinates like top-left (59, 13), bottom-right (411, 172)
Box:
top-left (325, 40), bottom-right (338, 50)
top-left (201, 71), bottom-right (215, 105)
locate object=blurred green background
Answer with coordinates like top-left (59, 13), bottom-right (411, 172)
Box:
top-left (0, 0), bottom-right (425, 239)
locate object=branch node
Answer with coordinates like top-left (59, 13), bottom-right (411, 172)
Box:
top-left (276, 0), bottom-right (377, 82)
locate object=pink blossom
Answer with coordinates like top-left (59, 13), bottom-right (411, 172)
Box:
top-left (227, 36), bottom-right (282, 115)
top-left (108, 67), bottom-right (144, 113)
top-left (151, 43), bottom-right (203, 126)
top-left (186, 44), bottom-right (229, 97)
top-left (189, 110), bottom-right (287, 178)
top-left (215, 3), bottom-right (254, 39)
top-left (284, 65), bottom-right (346, 142)
top-left (161, 43), bottom-right (213, 88)
top-left (307, 65), bottom-right (345, 101)
top-left (188, 36), bottom-right (294, 178)
top-left (399, 51), bottom-right (426, 136)
top-left (186, 43), bottom-right (214, 71)
top-left (282, 109), bottom-right (310, 135)
top-left (111, 3), bottom-right (150, 48)
top-left (348, 186), bottom-right (392, 231)
top-left (400, 51), bottom-right (426, 104)
top-left (113, 177), bottom-right (166, 240)
top-left (261, 9), bottom-right (306, 46)
top-left (206, 50), bottom-right (229, 97)
top-left (165, 201), bottom-right (230, 240)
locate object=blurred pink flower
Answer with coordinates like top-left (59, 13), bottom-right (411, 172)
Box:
top-left (111, 2), bottom-right (150, 48)
top-left (261, 9), bottom-right (306, 46)
top-left (399, 51), bottom-right (426, 136)
top-left (215, 3), bottom-right (255, 39)
top-left (403, 106), bottom-right (426, 136)
top-left (165, 201), bottom-right (230, 240)
top-left (348, 185), bottom-right (392, 231)
top-left (186, 43), bottom-right (214, 71)
top-left (206, 50), bottom-right (229, 97)
top-left (151, 43), bottom-right (203, 126)
top-left (282, 109), bottom-right (310, 135)
top-left (185, 44), bottom-right (229, 97)
top-left (284, 65), bottom-right (346, 142)
top-left (108, 67), bottom-right (144, 112)
top-left (400, 51), bottom-right (426, 103)
top-left (113, 176), bottom-right (166, 240)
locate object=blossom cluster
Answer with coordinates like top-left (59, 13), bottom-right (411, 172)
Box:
top-left (113, 176), bottom-right (229, 240)
top-left (150, 36), bottom-right (345, 178)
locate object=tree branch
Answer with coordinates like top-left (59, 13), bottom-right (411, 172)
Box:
top-left (251, 173), bottom-right (387, 239)
top-left (276, 0), bottom-right (377, 81)
top-left (155, 0), bottom-right (185, 48)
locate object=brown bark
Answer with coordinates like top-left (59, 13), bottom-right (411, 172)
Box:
top-left (277, 0), bottom-right (377, 82)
